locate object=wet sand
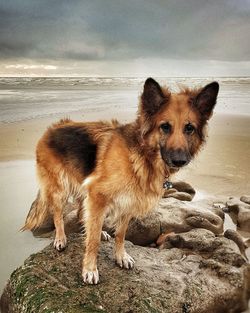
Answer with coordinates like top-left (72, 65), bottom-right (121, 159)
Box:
top-left (176, 113), bottom-right (250, 196)
top-left (0, 110), bottom-right (250, 293)
top-left (0, 160), bottom-right (50, 294)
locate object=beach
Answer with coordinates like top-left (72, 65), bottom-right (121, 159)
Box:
top-left (0, 77), bottom-right (250, 293)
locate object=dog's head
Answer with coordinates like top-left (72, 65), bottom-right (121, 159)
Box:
top-left (138, 78), bottom-right (219, 169)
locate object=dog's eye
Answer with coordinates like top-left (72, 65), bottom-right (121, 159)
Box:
top-left (184, 123), bottom-right (195, 135)
top-left (160, 122), bottom-right (172, 134)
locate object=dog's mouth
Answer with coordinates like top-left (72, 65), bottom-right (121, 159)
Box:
top-left (160, 147), bottom-right (191, 169)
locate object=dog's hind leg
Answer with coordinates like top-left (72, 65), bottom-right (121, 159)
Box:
top-left (114, 214), bottom-right (135, 269)
top-left (50, 192), bottom-right (67, 251)
top-left (82, 193), bottom-right (107, 284)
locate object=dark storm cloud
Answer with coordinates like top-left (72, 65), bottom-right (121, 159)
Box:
top-left (0, 0), bottom-right (249, 61)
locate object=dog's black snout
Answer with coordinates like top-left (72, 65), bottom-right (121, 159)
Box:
top-left (171, 159), bottom-right (187, 167)
top-left (170, 149), bottom-right (190, 168)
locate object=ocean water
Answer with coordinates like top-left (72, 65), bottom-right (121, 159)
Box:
top-left (0, 77), bottom-right (250, 123)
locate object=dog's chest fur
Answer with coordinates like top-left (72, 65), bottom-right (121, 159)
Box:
top-left (105, 186), bottom-right (163, 227)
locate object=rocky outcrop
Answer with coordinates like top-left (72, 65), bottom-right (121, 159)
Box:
top-left (1, 232), bottom-right (250, 313)
top-left (224, 229), bottom-right (248, 260)
top-left (35, 197), bottom-right (225, 247)
top-left (224, 197), bottom-right (250, 232)
top-left (240, 196), bottom-right (250, 205)
top-left (1, 186), bottom-right (250, 312)
top-left (163, 181), bottom-right (196, 201)
top-left (125, 197), bottom-right (224, 246)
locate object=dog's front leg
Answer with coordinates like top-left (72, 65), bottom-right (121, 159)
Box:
top-left (82, 193), bottom-right (106, 284)
top-left (115, 214), bottom-right (135, 269)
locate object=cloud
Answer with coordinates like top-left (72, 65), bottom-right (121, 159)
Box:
top-left (1, 58), bottom-right (250, 77)
top-left (5, 64), bottom-right (57, 70)
top-left (0, 0), bottom-right (249, 63)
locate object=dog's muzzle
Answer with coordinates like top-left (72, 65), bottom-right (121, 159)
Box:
top-left (160, 147), bottom-right (191, 169)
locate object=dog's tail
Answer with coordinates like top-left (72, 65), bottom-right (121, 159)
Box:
top-left (20, 191), bottom-right (50, 231)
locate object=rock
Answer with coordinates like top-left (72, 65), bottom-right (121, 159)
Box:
top-left (246, 239), bottom-right (250, 246)
top-left (156, 232), bottom-right (175, 246)
top-left (213, 202), bottom-right (226, 209)
top-left (162, 188), bottom-right (178, 196)
top-left (211, 205), bottom-right (225, 220)
top-left (172, 181), bottom-right (196, 198)
top-left (123, 198), bottom-right (224, 246)
top-left (164, 191), bottom-right (193, 201)
top-left (159, 198), bottom-right (224, 234)
top-left (1, 233), bottom-right (250, 313)
top-left (224, 229), bottom-right (248, 260)
top-left (163, 181), bottom-right (196, 201)
top-left (125, 211), bottom-right (162, 246)
top-left (28, 195), bottom-right (225, 247)
top-left (240, 195), bottom-right (250, 205)
top-left (224, 198), bottom-right (250, 232)
top-left (162, 228), bottom-right (246, 267)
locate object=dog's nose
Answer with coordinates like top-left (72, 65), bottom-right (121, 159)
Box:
top-left (171, 159), bottom-right (187, 167)
top-left (170, 149), bottom-right (190, 168)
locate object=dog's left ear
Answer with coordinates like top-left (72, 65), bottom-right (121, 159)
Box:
top-left (141, 78), bottom-right (168, 115)
top-left (194, 82), bottom-right (219, 120)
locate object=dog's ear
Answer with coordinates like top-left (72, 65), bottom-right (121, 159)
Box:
top-left (194, 82), bottom-right (219, 120)
top-left (141, 78), bottom-right (168, 115)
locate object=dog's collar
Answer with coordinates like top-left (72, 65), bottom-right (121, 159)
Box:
top-left (163, 180), bottom-right (173, 189)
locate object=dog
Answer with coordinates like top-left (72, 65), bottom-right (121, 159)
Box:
top-left (22, 77), bottom-right (219, 284)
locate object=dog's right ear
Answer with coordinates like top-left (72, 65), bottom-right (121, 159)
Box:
top-left (141, 78), bottom-right (168, 115)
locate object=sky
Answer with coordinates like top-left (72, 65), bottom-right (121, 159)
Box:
top-left (0, 0), bottom-right (250, 77)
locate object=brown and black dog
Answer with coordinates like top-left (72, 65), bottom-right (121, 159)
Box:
top-left (22, 78), bottom-right (219, 284)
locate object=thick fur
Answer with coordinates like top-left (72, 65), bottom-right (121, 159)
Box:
top-left (22, 78), bottom-right (219, 284)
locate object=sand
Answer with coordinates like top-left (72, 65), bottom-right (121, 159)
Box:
top-left (0, 110), bottom-right (249, 293)
top-left (176, 113), bottom-right (250, 196)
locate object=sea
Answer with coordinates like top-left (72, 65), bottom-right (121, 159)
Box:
top-left (0, 77), bottom-right (250, 123)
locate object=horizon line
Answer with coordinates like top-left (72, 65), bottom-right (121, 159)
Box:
top-left (1, 75), bottom-right (250, 79)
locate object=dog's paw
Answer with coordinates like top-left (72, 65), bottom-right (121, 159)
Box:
top-left (101, 231), bottom-right (111, 241)
top-left (116, 252), bottom-right (135, 269)
top-left (53, 235), bottom-right (67, 251)
top-left (82, 269), bottom-right (99, 285)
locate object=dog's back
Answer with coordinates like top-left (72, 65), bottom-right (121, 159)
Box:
top-left (23, 118), bottom-right (115, 230)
